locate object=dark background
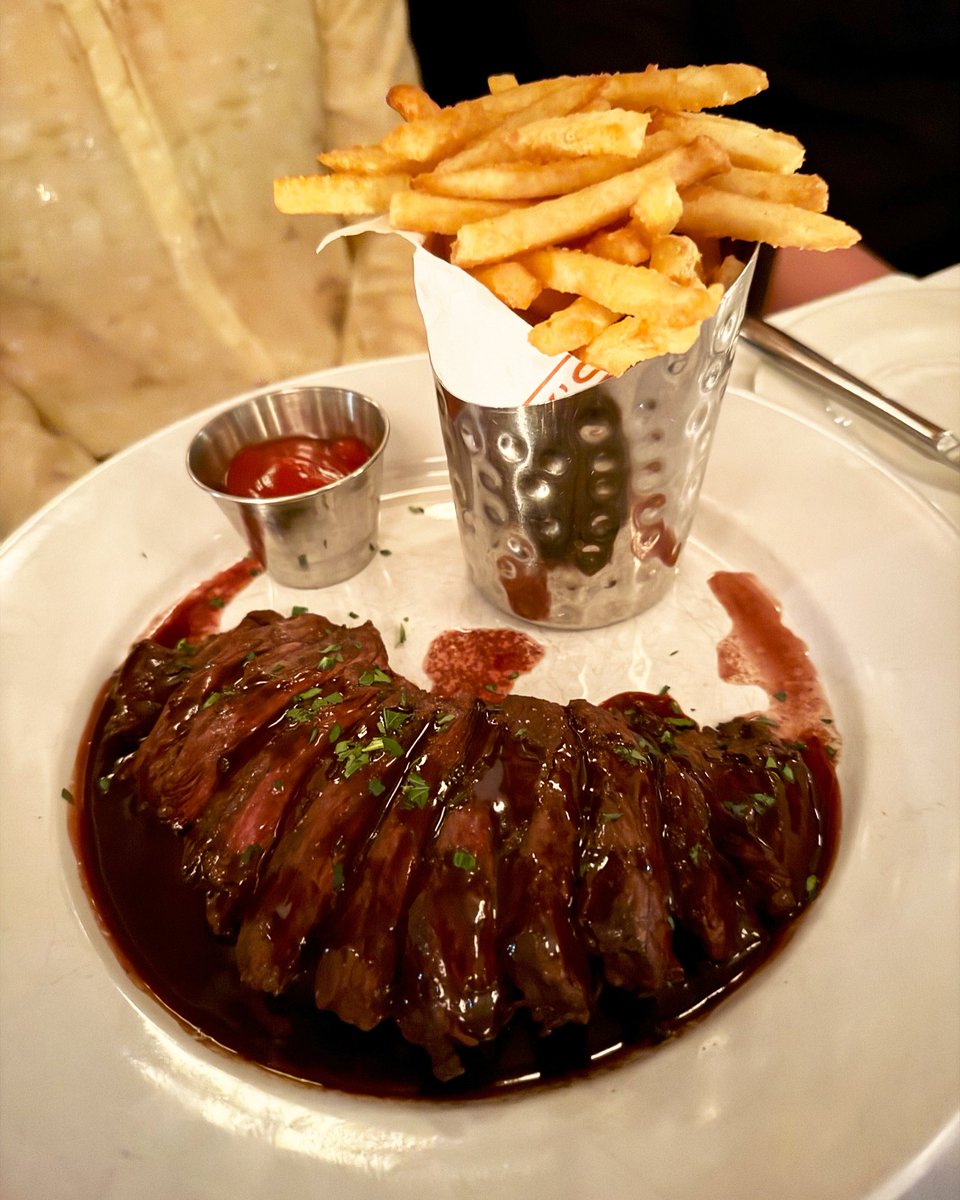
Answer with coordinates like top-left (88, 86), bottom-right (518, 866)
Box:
top-left (406, 0), bottom-right (960, 277)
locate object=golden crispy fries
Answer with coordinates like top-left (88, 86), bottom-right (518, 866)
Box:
top-left (380, 76), bottom-right (605, 167)
top-left (521, 248), bottom-right (720, 325)
top-left (317, 144), bottom-right (418, 174)
top-left (387, 84), bottom-right (442, 122)
top-left (629, 175), bottom-right (683, 238)
top-left (504, 108), bottom-right (651, 159)
top-left (277, 63), bottom-right (861, 377)
top-left (600, 63), bottom-right (768, 112)
top-left (528, 296), bottom-right (620, 356)
top-left (655, 111), bottom-right (805, 173)
top-left (487, 73), bottom-right (519, 93)
top-left (583, 314), bottom-right (705, 374)
top-left (708, 165), bottom-right (829, 211)
top-left (451, 137), bottom-right (729, 268)
top-left (583, 220), bottom-right (651, 265)
top-left (274, 172), bottom-right (409, 214)
top-left (712, 253), bottom-right (748, 289)
top-left (389, 190), bottom-right (525, 235)
top-left (432, 76), bottom-right (606, 173)
top-left (649, 234), bottom-right (703, 284)
top-left (677, 185), bottom-right (860, 250)
top-left (414, 155), bottom-right (637, 200)
top-left (469, 261), bottom-right (542, 309)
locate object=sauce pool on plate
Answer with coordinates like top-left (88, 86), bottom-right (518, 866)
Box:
top-left (223, 434), bottom-right (372, 499)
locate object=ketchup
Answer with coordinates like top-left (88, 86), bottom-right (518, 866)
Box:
top-left (223, 434), bottom-right (371, 499)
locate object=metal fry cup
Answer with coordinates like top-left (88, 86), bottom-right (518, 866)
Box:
top-left (187, 384), bottom-right (389, 588)
top-left (434, 252), bottom-right (757, 629)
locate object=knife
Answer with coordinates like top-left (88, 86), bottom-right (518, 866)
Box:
top-left (740, 314), bottom-right (960, 472)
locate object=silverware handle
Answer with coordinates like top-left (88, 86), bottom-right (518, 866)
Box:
top-left (741, 315), bottom-right (960, 470)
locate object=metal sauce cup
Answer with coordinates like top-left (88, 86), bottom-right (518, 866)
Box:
top-left (187, 385), bottom-right (389, 588)
top-left (435, 252), bottom-right (756, 629)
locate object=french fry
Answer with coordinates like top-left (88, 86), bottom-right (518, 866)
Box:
top-left (451, 137), bottom-right (730, 268)
top-left (655, 111), bottom-right (805, 173)
top-left (414, 155), bottom-right (638, 200)
top-left (487, 73), bottom-right (519, 93)
top-left (431, 76), bottom-right (607, 174)
top-left (317, 144), bottom-right (419, 174)
top-left (387, 83), bottom-right (442, 122)
top-left (677, 185), bottom-right (861, 250)
top-left (630, 175), bottom-right (683, 238)
top-left (379, 75), bottom-right (605, 167)
top-left (583, 221), bottom-right (651, 266)
top-left (528, 296), bottom-right (620, 356)
top-left (712, 253), bottom-right (747, 289)
top-left (469, 261), bottom-right (543, 309)
top-left (600, 63), bottom-right (768, 112)
top-left (582, 314), bottom-right (705, 374)
top-left (274, 172), bottom-right (409, 214)
top-left (504, 108), bottom-right (651, 159)
top-left (648, 234), bottom-right (703, 284)
top-left (389, 190), bottom-right (525, 235)
top-left (707, 165), bottom-right (829, 211)
top-left (521, 247), bottom-right (721, 325)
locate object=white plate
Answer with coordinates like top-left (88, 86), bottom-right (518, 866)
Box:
top-left (1, 354), bottom-right (958, 1200)
top-left (754, 285), bottom-right (960, 530)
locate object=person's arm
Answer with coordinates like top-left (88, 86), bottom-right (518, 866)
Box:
top-left (758, 242), bottom-right (896, 315)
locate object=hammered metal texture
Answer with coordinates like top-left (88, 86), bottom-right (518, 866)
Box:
top-left (435, 253), bottom-right (757, 629)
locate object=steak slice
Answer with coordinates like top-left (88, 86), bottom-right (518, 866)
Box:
top-left (395, 716), bottom-right (505, 1081)
top-left (567, 699), bottom-right (682, 994)
top-left (313, 698), bottom-right (480, 1031)
top-left (234, 677), bottom-right (434, 994)
top-left (133, 615), bottom-right (386, 828)
top-left (489, 695), bottom-right (593, 1030)
top-left (672, 716), bottom-right (829, 920)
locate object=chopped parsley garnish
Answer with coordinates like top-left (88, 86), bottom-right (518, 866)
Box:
top-left (332, 861), bottom-right (345, 891)
top-left (61, 787), bottom-right (74, 804)
top-left (408, 505), bottom-right (424, 514)
top-left (436, 711), bottom-right (456, 730)
top-left (452, 849), bottom-right (477, 871)
top-left (378, 708), bottom-right (409, 734)
top-left (773, 690), bottom-right (788, 702)
top-left (285, 691), bottom-right (343, 724)
top-left (805, 874), bottom-right (819, 895)
top-left (613, 744), bottom-right (646, 767)
top-left (368, 778), bottom-right (386, 796)
top-left (600, 811), bottom-right (622, 823)
top-left (291, 606), bottom-right (307, 616)
top-left (724, 792), bottom-right (776, 818)
top-left (401, 772), bottom-right (430, 809)
top-left (358, 667), bottom-right (391, 686)
top-left (208, 596), bottom-right (226, 609)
